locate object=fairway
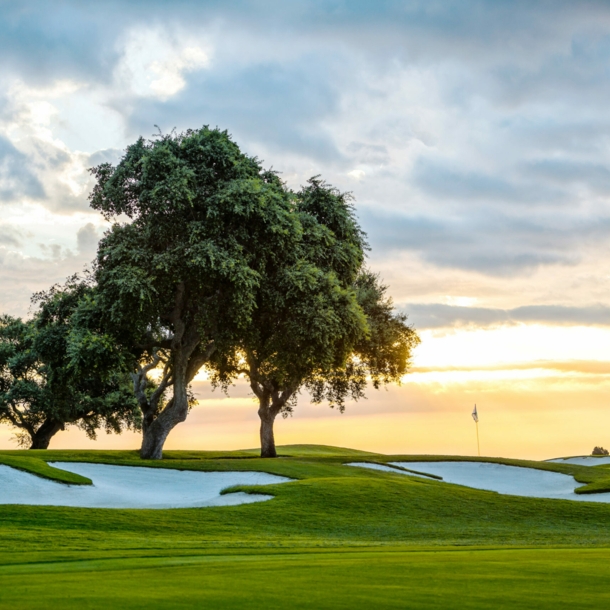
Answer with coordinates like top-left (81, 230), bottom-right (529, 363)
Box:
top-left (1, 548), bottom-right (609, 609)
top-left (1, 446), bottom-right (610, 608)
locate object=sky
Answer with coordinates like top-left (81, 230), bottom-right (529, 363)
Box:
top-left (2, 0), bottom-right (610, 458)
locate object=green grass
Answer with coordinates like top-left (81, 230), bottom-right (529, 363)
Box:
top-left (1, 548), bottom-right (609, 609)
top-left (0, 453), bottom-right (91, 485)
top-left (1, 445), bottom-right (610, 608)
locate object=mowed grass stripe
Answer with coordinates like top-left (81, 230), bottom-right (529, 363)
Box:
top-left (0, 548), bottom-right (609, 609)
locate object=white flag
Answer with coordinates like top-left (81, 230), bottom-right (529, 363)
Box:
top-left (472, 404), bottom-right (479, 423)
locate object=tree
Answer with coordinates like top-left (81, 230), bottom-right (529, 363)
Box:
top-left (306, 269), bottom-right (420, 410)
top-left (211, 178), bottom-right (419, 457)
top-left (0, 315), bottom-right (50, 448)
top-left (89, 127), bottom-right (302, 459)
top-left (0, 278), bottom-right (139, 449)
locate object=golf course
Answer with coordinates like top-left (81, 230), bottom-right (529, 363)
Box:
top-left (5, 4), bottom-right (610, 607)
top-left (1, 444), bottom-right (610, 609)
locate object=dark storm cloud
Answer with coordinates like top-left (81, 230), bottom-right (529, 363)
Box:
top-left (405, 303), bottom-right (610, 330)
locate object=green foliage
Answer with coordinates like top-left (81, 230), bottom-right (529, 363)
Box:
top-left (0, 315), bottom-right (46, 446)
top-left (307, 270), bottom-right (420, 409)
top-left (89, 127), bottom-right (305, 456)
top-left (0, 453), bottom-right (90, 485)
top-left (88, 128), bottom-right (419, 457)
top-left (0, 277), bottom-right (140, 448)
top-left (89, 127), bottom-right (298, 347)
top-left (211, 177), bottom-right (418, 457)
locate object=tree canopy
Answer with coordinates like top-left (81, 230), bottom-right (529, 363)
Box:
top-left (211, 178), bottom-right (419, 457)
top-left (88, 126), bottom-right (303, 458)
top-left (0, 277), bottom-right (139, 449)
top-left (0, 125), bottom-right (420, 457)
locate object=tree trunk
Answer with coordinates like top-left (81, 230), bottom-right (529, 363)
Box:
top-left (29, 419), bottom-right (64, 450)
top-left (252, 381), bottom-right (296, 458)
top-left (259, 407), bottom-right (277, 458)
top-left (139, 415), bottom-right (176, 460)
top-left (139, 386), bottom-right (190, 459)
top-left (139, 344), bottom-right (193, 460)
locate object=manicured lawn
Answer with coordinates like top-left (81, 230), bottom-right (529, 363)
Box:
top-left (1, 445), bottom-right (609, 608)
top-left (1, 548), bottom-right (609, 609)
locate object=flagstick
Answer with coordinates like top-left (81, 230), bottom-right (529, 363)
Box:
top-left (475, 420), bottom-right (480, 457)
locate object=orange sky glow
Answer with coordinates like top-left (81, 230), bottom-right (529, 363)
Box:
top-left (3, 323), bottom-right (607, 459)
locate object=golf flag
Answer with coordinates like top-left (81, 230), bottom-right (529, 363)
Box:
top-left (472, 404), bottom-right (479, 423)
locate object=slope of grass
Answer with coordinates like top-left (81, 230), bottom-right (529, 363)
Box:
top-left (5, 445), bottom-right (610, 493)
top-left (1, 445), bottom-right (610, 552)
top-left (0, 453), bottom-right (91, 485)
top-left (2, 445), bottom-right (610, 608)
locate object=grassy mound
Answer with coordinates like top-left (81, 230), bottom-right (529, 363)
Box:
top-left (2, 445), bottom-right (610, 608)
top-left (0, 453), bottom-right (91, 485)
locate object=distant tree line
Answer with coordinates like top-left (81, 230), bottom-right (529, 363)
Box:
top-left (0, 127), bottom-right (419, 459)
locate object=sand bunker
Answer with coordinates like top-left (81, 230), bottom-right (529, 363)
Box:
top-left (547, 456), bottom-right (610, 466)
top-left (349, 461), bottom-right (610, 502)
top-left (0, 462), bottom-right (293, 509)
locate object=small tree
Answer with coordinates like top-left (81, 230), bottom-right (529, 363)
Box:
top-left (0, 278), bottom-right (139, 449)
top-left (0, 315), bottom-right (52, 448)
top-left (592, 446), bottom-right (609, 456)
top-left (89, 127), bottom-right (302, 459)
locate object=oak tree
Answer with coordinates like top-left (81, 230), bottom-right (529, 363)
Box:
top-left (0, 278), bottom-right (139, 449)
top-left (89, 127), bottom-right (301, 459)
top-left (212, 179), bottom-right (419, 457)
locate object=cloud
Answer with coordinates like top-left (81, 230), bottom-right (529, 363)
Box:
top-left (3, 0), bottom-right (610, 312)
top-left (76, 222), bottom-right (101, 255)
top-left (0, 135), bottom-right (45, 201)
top-left (523, 159), bottom-right (610, 195)
top-left (114, 27), bottom-right (210, 101)
top-left (358, 207), bottom-right (595, 274)
top-left (413, 158), bottom-right (566, 206)
top-left (0, 224), bottom-right (21, 247)
top-left (0, 245), bottom-right (93, 317)
top-left (404, 303), bottom-right (610, 330)
top-left (123, 57), bottom-right (345, 163)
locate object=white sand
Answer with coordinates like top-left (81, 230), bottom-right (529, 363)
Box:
top-left (349, 461), bottom-right (610, 502)
top-left (547, 456), bottom-right (610, 466)
top-left (0, 462), bottom-right (293, 509)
